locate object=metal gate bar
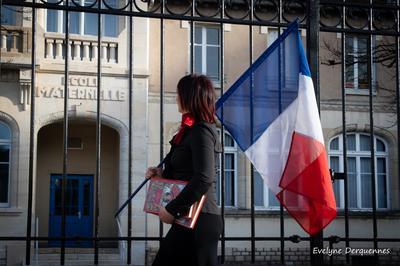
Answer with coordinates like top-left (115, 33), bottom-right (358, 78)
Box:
top-left (128, 2), bottom-right (134, 264)
top-left (93, 1), bottom-right (103, 264)
top-left (60, 1), bottom-right (70, 265)
top-left (367, 2), bottom-right (378, 264)
top-left (25, 1), bottom-right (36, 265)
top-left (0, 1), bottom-right (399, 266)
top-left (218, 1), bottom-right (226, 262)
top-left (340, 3), bottom-right (350, 264)
top-left (159, 0), bottom-right (165, 251)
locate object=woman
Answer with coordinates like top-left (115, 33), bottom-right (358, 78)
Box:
top-left (146, 74), bottom-right (222, 266)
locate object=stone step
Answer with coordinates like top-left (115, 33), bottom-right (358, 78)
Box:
top-left (29, 261), bottom-right (124, 266)
top-left (36, 248), bottom-right (119, 254)
top-left (33, 253), bottom-right (121, 260)
top-left (31, 251), bottom-right (124, 266)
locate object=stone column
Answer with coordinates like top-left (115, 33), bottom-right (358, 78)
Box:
top-left (92, 42), bottom-right (98, 62)
top-left (82, 41), bottom-right (90, 62)
top-left (1, 31), bottom-right (7, 52)
top-left (67, 40), bottom-right (73, 59)
top-left (109, 43), bottom-right (117, 63)
top-left (10, 32), bottom-right (19, 53)
top-left (45, 39), bottom-right (54, 59)
top-left (55, 39), bottom-right (63, 60)
top-left (101, 43), bottom-right (108, 63)
top-left (73, 40), bottom-right (81, 61)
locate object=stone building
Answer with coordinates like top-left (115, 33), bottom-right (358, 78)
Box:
top-left (0, 2), bottom-right (399, 265)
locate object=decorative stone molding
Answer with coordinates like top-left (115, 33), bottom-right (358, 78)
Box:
top-left (19, 70), bottom-right (32, 111)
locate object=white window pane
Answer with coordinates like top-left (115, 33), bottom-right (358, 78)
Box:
top-left (0, 164), bottom-right (9, 203)
top-left (361, 173), bottom-right (372, 208)
top-left (225, 154), bottom-right (234, 169)
top-left (330, 137), bottom-right (339, 150)
top-left (357, 37), bottom-right (368, 90)
top-left (377, 174), bottom-right (387, 208)
top-left (376, 139), bottom-right (385, 152)
top-left (345, 35), bottom-right (369, 90)
top-left (84, 13), bottom-right (98, 35)
top-left (104, 14), bottom-right (118, 37)
top-left (377, 158), bottom-right (386, 173)
top-left (330, 156), bottom-right (341, 207)
top-left (224, 133), bottom-right (234, 147)
top-left (359, 135), bottom-right (371, 151)
top-left (206, 46), bottom-right (219, 79)
top-left (254, 172), bottom-right (264, 206)
top-left (360, 158), bottom-right (372, 208)
top-left (195, 26), bottom-right (202, 44)
top-left (377, 158), bottom-right (387, 208)
top-left (0, 123), bottom-right (11, 140)
top-left (330, 156), bottom-right (340, 171)
top-left (345, 36), bottom-right (355, 88)
top-left (225, 170), bottom-right (234, 206)
top-left (346, 134), bottom-right (356, 151)
top-left (1, 6), bottom-right (16, 25)
top-left (345, 62), bottom-right (355, 88)
top-left (347, 157), bottom-right (357, 208)
top-left (206, 28), bottom-right (219, 45)
top-left (216, 152), bottom-right (236, 207)
top-left (358, 61), bottom-right (369, 89)
top-left (268, 188), bottom-right (279, 207)
top-left (70, 12), bottom-right (80, 34)
top-left (360, 157), bottom-right (371, 172)
top-left (194, 46), bottom-right (202, 74)
top-left (47, 9), bottom-right (59, 32)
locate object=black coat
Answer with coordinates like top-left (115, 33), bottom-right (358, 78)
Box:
top-left (163, 121), bottom-right (222, 219)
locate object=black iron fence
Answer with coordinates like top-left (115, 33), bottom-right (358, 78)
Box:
top-left (0, 0), bottom-right (400, 265)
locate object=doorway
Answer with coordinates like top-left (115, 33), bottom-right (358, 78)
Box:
top-left (48, 174), bottom-right (93, 247)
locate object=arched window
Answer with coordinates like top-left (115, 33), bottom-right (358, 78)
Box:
top-left (0, 121), bottom-right (11, 207)
top-left (328, 133), bottom-right (389, 209)
top-left (216, 130), bottom-right (237, 207)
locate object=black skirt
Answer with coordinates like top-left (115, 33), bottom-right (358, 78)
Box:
top-left (152, 212), bottom-right (223, 266)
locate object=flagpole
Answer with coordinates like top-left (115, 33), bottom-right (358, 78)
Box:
top-left (277, 5), bottom-right (285, 265)
top-left (114, 159), bottom-right (165, 218)
top-left (307, 1), bottom-right (324, 266)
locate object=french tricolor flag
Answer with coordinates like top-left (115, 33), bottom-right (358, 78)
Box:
top-left (216, 21), bottom-right (337, 235)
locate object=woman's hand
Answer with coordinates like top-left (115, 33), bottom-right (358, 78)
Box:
top-left (158, 205), bottom-right (175, 224)
top-left (145, 167), bottom-right (162, 179)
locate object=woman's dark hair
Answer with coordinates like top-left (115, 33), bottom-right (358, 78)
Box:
top-left (177, 74), bottom-right (216, 123)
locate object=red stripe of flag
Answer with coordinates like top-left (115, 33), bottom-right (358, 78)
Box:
top-left (277, 131), bottom-right (337, 235)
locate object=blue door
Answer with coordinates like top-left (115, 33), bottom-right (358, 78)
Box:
top-left (49, 174), bottom-right (93, 247)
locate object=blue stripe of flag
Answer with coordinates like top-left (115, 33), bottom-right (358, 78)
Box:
top-left (215, 20), bottom-right (310, 151)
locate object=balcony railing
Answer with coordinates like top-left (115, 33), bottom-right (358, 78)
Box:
top-left (44, 33), bottom-right (118, 63)
top-left (1, 25), bottom-right (30, 55)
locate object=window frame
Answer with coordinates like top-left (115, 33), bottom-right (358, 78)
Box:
top-left (328, 133), bottom-right (390, 210)
top-left (191, 23), bottom-right (221, 85)
top-left (216, 129), bottom-right (238, 207)
top-left (344, 35), bottom-right (377, 94)
top-left (0, 121), bottom-right (12, 208)
top-left (45, 0), bottom-right (119, 37)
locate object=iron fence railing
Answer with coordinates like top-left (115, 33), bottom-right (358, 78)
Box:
top-left (0, 1), bottom-right (400, 265)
